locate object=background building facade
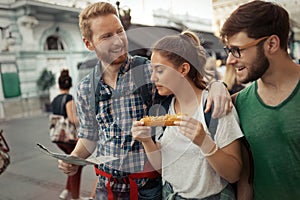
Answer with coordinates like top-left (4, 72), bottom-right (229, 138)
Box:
top-left (0, 1), bottom-right (91, 119)
top-left (0, 0), bottom-right (298, 120)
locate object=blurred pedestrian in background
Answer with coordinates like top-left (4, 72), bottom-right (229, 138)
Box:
top-left (222, 64), bottom-right (245, 95)
top-left (204, 56), bottom-right (222, 82)
top-left (51, 69), bottom-right (87, 200)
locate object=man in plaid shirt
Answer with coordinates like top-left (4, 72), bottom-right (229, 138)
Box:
top-left (58, 2), bottom-right (231, 200)
top-left (76, 56), bottom-right (157, 198)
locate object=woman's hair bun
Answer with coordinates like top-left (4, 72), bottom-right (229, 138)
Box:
top-left (60, 69), bottom-right (69, 77)
top-left (58, 69), bottom-right (72, 89)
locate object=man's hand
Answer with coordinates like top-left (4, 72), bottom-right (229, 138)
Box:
top-left (57, 138), bottom-right (95, 176)
top-left (205, 81), bottom-right (232, 118)
top-left (58, 160), bottom-right (79, 176)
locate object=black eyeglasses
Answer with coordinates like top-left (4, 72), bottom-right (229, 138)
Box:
top-left (223, 36), bottom-right (269, 58)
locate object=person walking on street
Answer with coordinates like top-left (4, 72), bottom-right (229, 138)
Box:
top-left (220, 1), bottom-right (300, 199)
top-left (51, 69), bottom-right (88, 200)
top-left (57, 2), bottom-right (231, 200)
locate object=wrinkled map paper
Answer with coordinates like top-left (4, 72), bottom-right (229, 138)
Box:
top-left (36, 143), bottom-right (118, 166)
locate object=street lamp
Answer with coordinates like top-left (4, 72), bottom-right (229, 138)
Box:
top-left (116, 1), bottom-right (131, 30)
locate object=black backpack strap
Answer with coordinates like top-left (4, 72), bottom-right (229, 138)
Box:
top-left (91, 56), bottom-right (151, 115)
top-left (203, 99), bottom-right (218, 139)
top-left (132, 56), bottom-right (152, 110)
top-left (151, 93), bottom-right (173, 116)
top-left (89, 62), bottom-right (101, 115)
top-left (60, 94), bottom-right (68, 117)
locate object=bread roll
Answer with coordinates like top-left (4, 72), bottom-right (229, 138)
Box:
top-left (140, 113), bottom-right (184, 126)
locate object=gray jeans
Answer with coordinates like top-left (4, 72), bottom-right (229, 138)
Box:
top-left (162, 181), bottom-right (236, 200)
top-left (95, 178), bottom-right (162, 200)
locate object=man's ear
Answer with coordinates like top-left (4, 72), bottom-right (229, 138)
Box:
top-left (266, 35), bottom-right (280, 54)
top-left (180, 62), bottom-right (190, 77)
top-left (83, 38), bottom-right (95, 51)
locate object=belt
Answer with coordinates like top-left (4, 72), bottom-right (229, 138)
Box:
top-left (94, 165), bottom-right (160, 200)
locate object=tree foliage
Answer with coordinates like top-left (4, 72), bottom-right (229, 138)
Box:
top-left (37, 69), bottom-right (55, 91)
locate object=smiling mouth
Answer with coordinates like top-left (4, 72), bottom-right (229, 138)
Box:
top-left (236, 66), bottom-right (246, 71)
top-left (111, 47), bottom-right (124, 53)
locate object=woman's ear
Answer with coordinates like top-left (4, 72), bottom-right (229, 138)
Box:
top-left (83, 38), bottom-right (95, 51)
top-left (179, 62), bottom-right (190, 77)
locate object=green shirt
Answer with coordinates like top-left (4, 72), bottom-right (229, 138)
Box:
top-left (236, 80), bottom-right (300, 200)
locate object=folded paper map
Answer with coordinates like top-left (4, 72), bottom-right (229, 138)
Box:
top-left (36, 143), bottom-right (118, 166)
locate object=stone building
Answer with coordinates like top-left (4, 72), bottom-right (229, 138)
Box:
top-left (0, 0), bottom-right (91, 119)
top-left (2, 0), bottom-right (298, 120)
top-left (0, 0), bottom-right (224, 120)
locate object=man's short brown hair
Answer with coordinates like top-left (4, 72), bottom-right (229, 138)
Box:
top-left (79, 2), bottom-right (118, 41)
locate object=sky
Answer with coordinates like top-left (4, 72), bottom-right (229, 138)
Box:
top-left (92, 0), bottom-right (214, 25)
top-left (36, 0), bottom-right (213, 26)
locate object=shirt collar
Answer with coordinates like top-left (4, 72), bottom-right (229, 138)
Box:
top-left (96, 54), bottom-right (132, 76)
top-left (119, 54), bottom-right (132, 74)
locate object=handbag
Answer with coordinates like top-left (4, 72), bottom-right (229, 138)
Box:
top-left (49, 95), bottom-right (77, 144)
top-left (0, 129), bottom-right (10, 175)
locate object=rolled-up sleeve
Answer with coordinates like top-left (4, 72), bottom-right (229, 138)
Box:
top-left (76, 75), bottom-right (99, 141)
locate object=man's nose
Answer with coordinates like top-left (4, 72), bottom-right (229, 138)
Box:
top-left (226, 53), bottom-right (238, 65)
top-left (111, 34), bottom-right (123, 45)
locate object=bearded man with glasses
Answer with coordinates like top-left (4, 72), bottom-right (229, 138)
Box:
top-left (219, 1), bottom-right (300, 200)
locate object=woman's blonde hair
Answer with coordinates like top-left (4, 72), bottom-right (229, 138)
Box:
top-left (79, 2), bottom-right (118, 41)
top-left (151, 30), bottom-right (207, 90)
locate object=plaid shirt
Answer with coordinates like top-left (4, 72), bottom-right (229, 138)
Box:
top-left (76, 55), bottom-right (154, 192)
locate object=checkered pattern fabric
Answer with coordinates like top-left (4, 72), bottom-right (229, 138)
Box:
top-left (76, 56), bottom-right (154, 192)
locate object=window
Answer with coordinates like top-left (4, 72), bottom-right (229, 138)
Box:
top-left (44, 35), bottom-right (64, 50)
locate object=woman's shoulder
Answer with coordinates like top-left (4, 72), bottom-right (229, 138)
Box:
top-left (52, 93), bottom-right (73, 103)
top-left (52, 94), bottom-right (64, 103)
top-left (65, 94), bottom-right (73, 103)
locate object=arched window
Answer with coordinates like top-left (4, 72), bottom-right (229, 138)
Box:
top-left (44, 35), bottom-right (64, 50)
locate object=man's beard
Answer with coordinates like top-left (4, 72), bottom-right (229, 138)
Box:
top-left (97, 51), bottom-right (127, 66)
top-left (243, 47), bottom-right (269, 83)
top-left (95, 42), bottom-right (128, 66)
top-left (110, 53), bottom-right (127, 65)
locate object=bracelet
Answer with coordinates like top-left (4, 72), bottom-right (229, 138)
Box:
top-left (200, 134), bottom-right (215, 153)
top-left (202, 143), bottom-right (218, 157)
